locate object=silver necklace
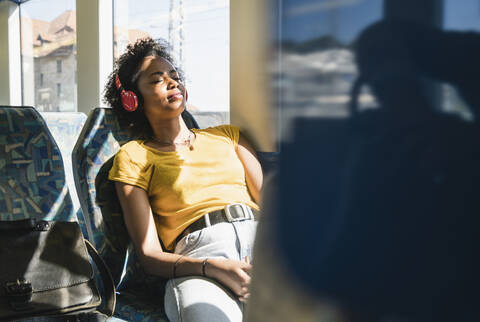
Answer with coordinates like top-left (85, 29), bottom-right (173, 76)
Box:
top-left (151, 130), bottom-right (195, 151)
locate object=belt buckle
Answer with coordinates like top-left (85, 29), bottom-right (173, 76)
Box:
top-left (224, 203), bottom-right (253, 222)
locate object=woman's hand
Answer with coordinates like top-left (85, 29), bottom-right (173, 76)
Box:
top-left (205, 258), bottom-right (252, 302)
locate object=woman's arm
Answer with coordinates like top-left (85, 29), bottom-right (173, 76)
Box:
top-left (237, 134), bottom-right (263, 203)
top-left (115, 181), bottom-right (253, 301)
top-left (115, 182), bottom-right (201, 276)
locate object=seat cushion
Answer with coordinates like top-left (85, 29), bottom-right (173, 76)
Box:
top-left (115, 288), bottom-right (168, 322)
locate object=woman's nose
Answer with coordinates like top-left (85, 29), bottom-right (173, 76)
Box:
top-left (167, 77), bottom-right (178, 89)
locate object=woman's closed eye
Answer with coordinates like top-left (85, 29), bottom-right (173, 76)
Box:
top-left (151, 78), bottom-right (163, 84)
top-left (151, 76), bottom-right (181, 84)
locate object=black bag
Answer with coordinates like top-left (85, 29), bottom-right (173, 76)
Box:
top-left (0, 219), bottom-right (116, 321)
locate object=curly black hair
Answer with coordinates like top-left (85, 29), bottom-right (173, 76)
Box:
top-left (103, 37), bottom-right (184, 139)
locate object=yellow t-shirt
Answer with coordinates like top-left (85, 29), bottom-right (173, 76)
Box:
top-left (108, 125), bottom-right (259, 251)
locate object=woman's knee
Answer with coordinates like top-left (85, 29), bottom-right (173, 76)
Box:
top-left (164, 276), bottom-right (243, 322)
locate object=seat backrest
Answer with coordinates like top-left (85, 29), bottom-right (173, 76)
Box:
top-left (41, 112), bottom-right (88, 234)
top-left (189, 111), bottom-right (229, 129)
top-left (0, 106), bottom-right (76, 221)
top-left (72, 108), bottom-right (130, 246)
top-left (95, 155), bottom-right (140, 289)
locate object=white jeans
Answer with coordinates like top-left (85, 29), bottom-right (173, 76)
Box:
top-left (164, 219), bottom-right (257, 322)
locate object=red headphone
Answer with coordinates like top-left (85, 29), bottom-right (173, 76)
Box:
top-left (115, 74), bottom-right (138, 112)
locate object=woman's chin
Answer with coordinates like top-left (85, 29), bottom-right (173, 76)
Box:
top-left (169, 99), bottom-right (186, 109)
top-left (163, 103), bottom-right (186, 116)
top-left (145, 101), bottom-right (186, 118)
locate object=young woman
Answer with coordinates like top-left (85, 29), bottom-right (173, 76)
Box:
top-left (103, 38), bottom-right (263, 322)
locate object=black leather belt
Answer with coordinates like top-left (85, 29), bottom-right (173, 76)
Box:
top-left (176, 204), bottom-right (259, 244)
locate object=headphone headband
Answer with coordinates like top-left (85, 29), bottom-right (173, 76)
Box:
top-left (115, 74), bottom-right (122, 90)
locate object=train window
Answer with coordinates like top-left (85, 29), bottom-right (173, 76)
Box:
top-left (273, 0), bottom-right (383, 140)
top-left (20, 0), bottom-right (77, 112)
top-left (113, 0), bottom-right (230, 113)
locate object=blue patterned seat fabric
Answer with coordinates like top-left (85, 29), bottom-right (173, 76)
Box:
top-left (41, 112), bottom-right (88, 236)
top-left (72, 108), bottom-right (130, 247)
top-left (0, 106), bottom-right (76, 222)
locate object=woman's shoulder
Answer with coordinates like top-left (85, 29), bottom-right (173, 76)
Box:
top-left (196, 124), bottom-right (240, 145)
top-left (118, 139), bottom-right (145, 153)
top-left (115, 140), bottom-right (148, 161)
top-left (197, 124), bottom-right (239, 139)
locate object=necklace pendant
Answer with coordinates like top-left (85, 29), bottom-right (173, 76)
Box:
top-left (152, 130), bottom-right (195, 150)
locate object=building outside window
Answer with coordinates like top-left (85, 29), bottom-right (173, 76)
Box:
top-left (20, 0), bottom-right (77, 112)
top-left (57, 83), bottom-right (61, 96)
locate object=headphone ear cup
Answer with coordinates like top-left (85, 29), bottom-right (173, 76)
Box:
top-left (121, 90), bottom-right (138, 112)
top-left (185, 89), bottom-right (188, 102)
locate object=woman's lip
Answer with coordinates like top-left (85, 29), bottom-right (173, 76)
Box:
top-left (168, 93), bottom-right (183, 101)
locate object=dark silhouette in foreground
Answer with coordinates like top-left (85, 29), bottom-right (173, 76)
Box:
top-left (278, 19), bottom-right (480, 322)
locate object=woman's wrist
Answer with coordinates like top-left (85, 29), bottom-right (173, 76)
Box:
top-left (170, 256), bottom-right (206, 278)
top-left (202, 258), bottom-right (209, 277)
top-left (172, 255), bottom-right (184, 278)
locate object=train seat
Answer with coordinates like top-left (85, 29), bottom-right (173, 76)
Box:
top-left (72, 108), bottom-right (131, 245)
top-left (0, 106), bottom-right (77, 222)
top-left (73, 107), bottom-right (198, 321)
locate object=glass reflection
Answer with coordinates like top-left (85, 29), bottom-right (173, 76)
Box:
top-left (273, 1), bottom-right (480, 321)
top-left (274, 0), bottom-right (382, 139)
